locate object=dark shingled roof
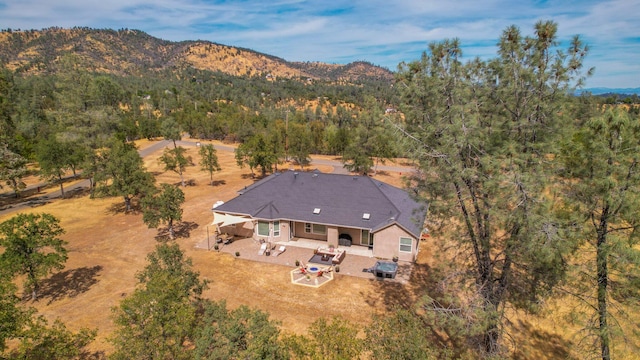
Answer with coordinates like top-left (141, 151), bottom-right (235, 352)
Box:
top-left (215, 171), bottom-right (428, 238)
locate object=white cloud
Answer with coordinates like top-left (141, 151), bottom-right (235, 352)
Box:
top-left (0, 0), bottom-right (637, 88)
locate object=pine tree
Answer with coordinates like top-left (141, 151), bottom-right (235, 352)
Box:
top-left (397, 21), bottom-right (590, 356)
top-left (560, 107), bottom-right (640, 359)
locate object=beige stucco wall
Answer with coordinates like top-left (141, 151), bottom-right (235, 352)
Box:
top-left (293, 222), bottom-right (328, 241)
top-left (327, 226), bottom-right (339, 247)
top-left (373, 225), bottom-right (418, 261)
top-left (253, 220), bottom-right (288, 242)
top-left (279, 221), bottom-right (291, 241)
top-left (337, 227), bottom-right (362, 246)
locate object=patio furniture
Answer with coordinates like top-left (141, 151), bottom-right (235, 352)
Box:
top-left (338, 234), bottom-right (352, 246)
top-left (272, 245), bottom-right (286, 256)
top-left (315, 247), bottom-right (345, 264)
top-left (217, 233), bottom-right (233, 244)
top-left (258, 243), bottom-right (267, 256)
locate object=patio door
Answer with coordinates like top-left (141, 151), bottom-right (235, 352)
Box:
top-left (289, 221), bottom-right (294, 240)
top-left (361, 229), bottom-right (373, 247)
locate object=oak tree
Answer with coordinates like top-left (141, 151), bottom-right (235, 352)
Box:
top-left (0, 213), bottom-right (67, 301)
top-left (94, 139), bottom-right (155, 212)
top-left (198, 144), bottom-right (221, 185)
top-left (141, 183), bottom-right (185, 240)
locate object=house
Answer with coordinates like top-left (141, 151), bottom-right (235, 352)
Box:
top-left (212, 170), bottom-right (428, 262)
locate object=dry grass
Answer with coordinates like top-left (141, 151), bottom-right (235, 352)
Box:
top-left (3, 139), bottom-right (636, 359)
top-left (0, 140), bottom-right (418, 355)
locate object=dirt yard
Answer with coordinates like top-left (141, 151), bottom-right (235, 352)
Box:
top-left (0, 140), bottom-right (431, 355)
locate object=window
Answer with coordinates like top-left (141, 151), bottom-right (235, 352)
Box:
top-left (304, 223), bottom-right (326, 235)
top-left (312, 224), bottom-right (326, 235)
top-left (273, 220), bottom-right (280, 237)
top-left (257, 221), bottom-right (270, 236)
top-left (399, 237), bottom-right (412, 253)
top-left (313, 208), bottom-right (321, 214)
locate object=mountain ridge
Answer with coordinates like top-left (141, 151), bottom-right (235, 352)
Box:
top-left (0, 27), bottom-right (394, 82)
top-left (579, 87), bottom-right (640, 95)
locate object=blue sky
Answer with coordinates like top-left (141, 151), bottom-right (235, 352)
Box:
top-left (1, 0), bottom-right (639, 88)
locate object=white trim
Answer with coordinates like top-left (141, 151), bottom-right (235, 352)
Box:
top-left (273, 220), bottom-right (280, 237)
top-left (399, 237), bottom-right (412, 253)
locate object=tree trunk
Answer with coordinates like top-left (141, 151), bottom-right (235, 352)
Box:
top-left (179, 170), bottom-right (185, 187)
top-left (168, 219), bottom-right (175, 240)
top-left (597, 206), bottom-right (611, 360)
top-left (124, 196), bottom-right (132, 212)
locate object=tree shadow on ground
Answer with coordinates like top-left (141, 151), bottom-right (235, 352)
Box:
top-left (82, 350), bottom-right (107, 360)
top-left (610, 276), bottom-right (640, 304)
top-left (365, 261), bottom-right (470, 356)
top-left (65, 186), bottom-right (91, 199)
top-left (107, 199), bottom-right (141, 215)
top-left (25, 196), bottom-right (52, 208)
top-left (172, 179), bottom-right (196, 187)
top-left (508, 319), bottom-right (572, 359)
top-left (209, 179), bottom-right (226, 187)
top-left (33, 265), bottom-right (103, 305)
top-left (154, 221), bottom-right (199, 241)
top-left (366, 262), bottom-right (437, 311)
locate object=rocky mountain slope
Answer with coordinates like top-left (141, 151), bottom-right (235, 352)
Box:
top-left (0, 27), bottom-right (393, 82)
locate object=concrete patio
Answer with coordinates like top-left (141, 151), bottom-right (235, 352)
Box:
top-left (195, 236), bottom-right (413, 283)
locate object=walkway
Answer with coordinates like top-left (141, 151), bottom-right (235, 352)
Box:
top-left (195, 236), bottom-right (412, 283)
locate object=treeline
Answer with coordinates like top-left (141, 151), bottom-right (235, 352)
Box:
top-left (0, 54), bottom-right (397, 167)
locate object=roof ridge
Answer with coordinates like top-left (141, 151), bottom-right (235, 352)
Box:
top-left (364, 176), bottom-right (401, 221)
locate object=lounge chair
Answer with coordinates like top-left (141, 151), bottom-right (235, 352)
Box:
top-left (258, 243), bottom-right (267, 256)
top-left (272, 245), bottom-right (286, 256)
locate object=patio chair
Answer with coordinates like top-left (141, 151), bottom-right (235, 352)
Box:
top-left (258, 243), bottom-right (267, 256)
top-left (272, 245), bottom-right (286, 256)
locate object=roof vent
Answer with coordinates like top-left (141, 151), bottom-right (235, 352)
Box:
top-left (363, 213), bottom-right (370, 220)
top-left (313, 208), bottom-right (321, 214)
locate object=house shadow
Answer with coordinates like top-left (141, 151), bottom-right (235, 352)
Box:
top-left (33, 265), bottom-right (103, 305)
top-left (154, 221), bottom-right (199, 241)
